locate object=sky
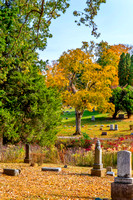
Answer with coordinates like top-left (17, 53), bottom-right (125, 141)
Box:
top-left (38, 0), bottom-right (133, 63)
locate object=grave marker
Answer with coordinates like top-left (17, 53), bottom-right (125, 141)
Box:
top-left (91, 116), bottom-right (95, 121)
top-left (24, 144), bottom-right (31, 163)
top-left (91, 140), bottom-right (106, 177)
top-left (110, 124), bottom-right (114, 131)
top-left (115, 124), bottom-right (118, 131)
top-left (111, 150), bottom-right (133, 200)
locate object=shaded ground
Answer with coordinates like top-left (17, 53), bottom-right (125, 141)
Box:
top-left (0, 163), bottom-right (114, 200)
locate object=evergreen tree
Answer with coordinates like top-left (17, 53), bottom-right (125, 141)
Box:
top-left (118, 53), bottom-right (126, 86)
top-left (0, 65), bottom-right (61, 146)
top-left (129, 55), bottom-right (133, 86)
top-left (125, 53), bottom-right (131, 85)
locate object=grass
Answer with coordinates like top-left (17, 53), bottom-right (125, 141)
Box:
top-left (57, 108), bottom-right (133, 138)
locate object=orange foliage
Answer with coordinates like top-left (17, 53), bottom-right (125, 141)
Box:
top-left (46, 48), bottom-right (115, 114)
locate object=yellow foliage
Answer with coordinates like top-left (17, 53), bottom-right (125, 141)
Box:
top-left (46, 48), bottom-right (115, 114)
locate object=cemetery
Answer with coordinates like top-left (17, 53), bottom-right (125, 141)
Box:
top-left (0, 0), bottom-right (133, 199)
top-left (0, 109), bottom-right (133, 199)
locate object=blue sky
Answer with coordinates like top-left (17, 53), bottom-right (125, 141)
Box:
top-left (38, 0), bottom-right (133, 63)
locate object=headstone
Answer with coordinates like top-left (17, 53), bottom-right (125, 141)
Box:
top-left (101, 125), bottom-right (104, 127)
top-left (24, 144), bottom-right (31, 163)
top-left (42, 167), bottom-right (61, 172)
top-left (100, 127), bottom-right (103, 130)
top-left (107, 171), bottom-right (115, 176)
top-left (115, 151), bottom-right (132, 182)
top-left (3, 169), bottom-right (21, 176)
top-left (91, 116), bottom-right (95, 121)
top-left (101, 132), bottom-right (107, 136)
top-left (107, 125), bottom-right (110, 127)
top-left (106, 166), bottom-right (114, 176)
top-left (130, 125), bottom-right (133, 130)
top-left (94, 125), bottom-right (98, 127)
top-left (115, 124), bottom-right (118, 131)
top-left (107, 166), bottom-right (112, 172)
top-left (111, 151), bottom-right (133, 200)
top-left (91, 140), bottom-right (106, 177)
top-left (119, 114), bottom-right (124, 119)
top-left (110, 124), bottom-right (114, 131)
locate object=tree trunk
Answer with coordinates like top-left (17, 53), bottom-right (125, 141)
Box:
top-left (127, 112), bottom-right (132, 119)
top-left (73, 109), bottom-right (83, 135)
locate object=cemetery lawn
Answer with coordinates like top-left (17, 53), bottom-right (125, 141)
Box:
top-left (0, 163), bottom-right (115, 199)
top-left (57, 109), bottom-right (133, 138)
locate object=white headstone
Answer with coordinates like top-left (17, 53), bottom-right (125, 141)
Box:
top-left (115, 150), bottom-right (133, 184)
top-left (115, 124), bottom-right (118, 131)
top-left (117, 151), bottom-right (131, 178)
top-left (110, 124), bottom-right (114, 130)
top-left (91, 116), bottom-right (95, 121)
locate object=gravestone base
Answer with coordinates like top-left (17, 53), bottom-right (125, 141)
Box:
top-left (3, 169), bottom-right (20, 176)
top-left (91, 168), bottom-right (106, 177)
top-left (111, 182), bottom-right (133, 200)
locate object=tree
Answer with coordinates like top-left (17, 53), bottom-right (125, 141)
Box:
top-left (46, 48), bottom-right (115, 135)
top-left (129, 55), bottom-right (133, 86)
top-left (118, 53), bottom-right (126, 87)
top-left (110, 86), bottom-right (133, 119)
top-left (118, 53), bottom-right (133, 86)
top-left (96, 42), bottom-right (131, 87)
top-left (121, 86), bottom-right (133, 118)
top-left (0, 65), bottom-right (61, 146)
top-left (110, 87), bottom-right (123, 119)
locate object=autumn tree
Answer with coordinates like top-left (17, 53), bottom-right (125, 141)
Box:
top-left (46, 48), bottom-right (115, 135)
top-left (95, 41), bottom-right (131, 87)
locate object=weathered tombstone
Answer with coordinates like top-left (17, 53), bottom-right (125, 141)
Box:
top-left (119, 114), bottom-right (124, 119)
top-left (91, 140), bottom-right (106, 177)
top-left (100, 127), bottom-right (103, 130)
top-left (91, 116), bottom-right (95, 121)
top-left (101, 125), bottom-right (104, 127)
top-left (110, 124), bottom-right (114, 131)
top-left (111, 151), bottom-right (133, 200)
top-left (42, 167), bottom-right (61, 172)
top-left (24, 144), bottom-right (31, 163)
top-left (130, 125), bottom-right (133, 130)
top-left (3, 169), bottom-right (21, 176)
top-left (106, 166), bottom-right (114, 176)
top-left (101, 132), bottom-right (107, 136)
top-left (115, 124), bottom-right (118, 131)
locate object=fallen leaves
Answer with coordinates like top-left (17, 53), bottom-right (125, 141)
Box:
top-left (0, 163), bottom-right (114, 199)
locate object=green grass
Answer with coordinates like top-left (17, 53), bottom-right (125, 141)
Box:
top-left (57, 108), bottom-right (133, 138)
